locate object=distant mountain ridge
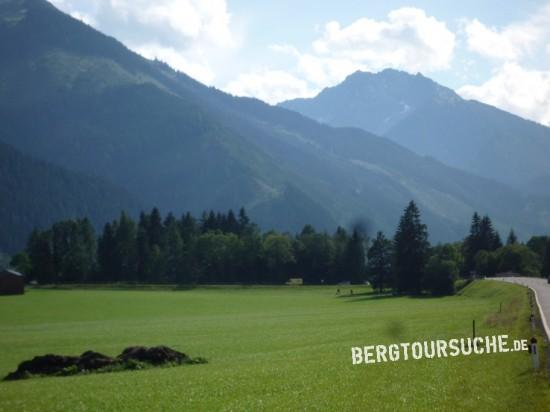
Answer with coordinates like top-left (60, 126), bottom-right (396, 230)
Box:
top-left (1, 0), bottom-right (550, 251)
top-left (280, 69), bottom-right (550, 190)
top-left (282, 70), bottom-right (460, 136)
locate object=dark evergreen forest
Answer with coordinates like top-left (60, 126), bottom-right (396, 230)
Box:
top-left (10, 202), bottom-right (550, 296)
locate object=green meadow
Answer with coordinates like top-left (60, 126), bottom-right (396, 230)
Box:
top-left (1, 281), bottom-right (549, 411)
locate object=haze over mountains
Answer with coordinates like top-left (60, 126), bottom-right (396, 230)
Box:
top-left (1, 0), bottom-right (549, 252)
top-left (280, 69), bottom-right (550, 192)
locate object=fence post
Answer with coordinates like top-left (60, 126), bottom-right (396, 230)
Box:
top-left (530, 337), bottom-right (539, 370)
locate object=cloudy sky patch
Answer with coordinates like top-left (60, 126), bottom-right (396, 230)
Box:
top-left (49, 0), bottom-right (550, 126)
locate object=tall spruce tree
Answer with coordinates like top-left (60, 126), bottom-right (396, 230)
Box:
top-left (148, 208), bottom-right (163, 247)
top-left (164, 218), bottom-right (184, 282)
top-left (393, 201), bottom-right (429, 294)
top-left (27, 229), bottom-right (55, 283)
top-left (238, 207), bottom-right (250, 234)
top-left (180, 212), bottom-right (198, 241)
top-left (331, 227), bottom-right (349, 283)
top-left (225, 210), bottom-right (239, 234)
top-left (464, 212), bottom-right (501, 275)
top-left (464, 212), bottom-right (481, 274)
top-left (97, 222), bottom-right (117, 281)
top-left (136, 219), bottom-right (152, 282)
top-left (507, 229), bottom-right (518, 245)
top-left (479, 216), bottom-right (500, 251)
top-left (469, 212), bottom-right (481, 245)
top-left (114, 212), bottom-right (137, 281)
top-left (63, 219), bottom-right (96, 282)
top-left (366, 231), bottom-right (393, 293)
top-left (345, 229), bottom-right (366, 284)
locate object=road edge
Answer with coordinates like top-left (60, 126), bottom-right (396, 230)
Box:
top-left (493, 278), bottom-right (550, 340)
top-left (529, 286), bottom-right (550, 340)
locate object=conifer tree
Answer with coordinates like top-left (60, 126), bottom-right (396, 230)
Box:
top-left (366, 231), bottom-right (393, 293)
top-left (180, 212), bottom-right (198, 241)
top-left (479, 215), bottom-right (499, 251)
top-left (27, 229), bottom-right (55, 283)
top-left (164, 218), bottom-right (184, 282)
top-left (464, 212), bottom-right (501, 275)
top-left (238, 207), bottom-right (250, 234)
top-left (346, 229), bottom-right (366, 284)
top-left (393, 201), bottom-right (429, 294)
top-left (114, 212), bottom-right (137, 281)
top-left (226, 210), bottom-right (239, 234)
top-left (506, 229), bottom-right (518, 245)
top-left (136, 224), bottom-right (151, 281)
top-left (97, 222), bottom-right (117, 281)
top-left (148, 208), bottom-right (163, 247)
top-left (331, 227), bottom-right (349, 283)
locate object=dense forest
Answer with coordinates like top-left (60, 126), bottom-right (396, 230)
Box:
top-left (0, 141), bottom-right (138, 253)
top-left (9, 202), bottom-right (550, 296)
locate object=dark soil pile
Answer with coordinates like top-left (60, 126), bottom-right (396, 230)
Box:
top-left (78, 351), bottom-right (118, 370)
top-left (118, 346), bottom-right (190, 365)
top-left (6, 354), bottom-right (80, 379)
top-left (4, 346), bottom-right (205, 381)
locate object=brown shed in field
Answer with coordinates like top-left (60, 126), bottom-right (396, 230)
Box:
top-left (0, 269), bottom-right (25, 295)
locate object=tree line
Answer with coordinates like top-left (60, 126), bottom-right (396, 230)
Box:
top-left (9, 202), bottom-right (550, 296)
top-left (11, 207), bottom-right (365, 286)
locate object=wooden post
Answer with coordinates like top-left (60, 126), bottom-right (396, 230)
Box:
top-left (530, 337), bottom-right (539, 370)
top-left (472, 319), bottom-right (476, 339)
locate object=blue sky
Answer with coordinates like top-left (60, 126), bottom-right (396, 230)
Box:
top-left (50, 0), bottom-right (550, 125)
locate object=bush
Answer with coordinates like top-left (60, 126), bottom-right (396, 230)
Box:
top-left (424, 256), bottom-right (458, 296)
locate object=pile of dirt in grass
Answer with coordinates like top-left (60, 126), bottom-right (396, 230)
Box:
top-left (4, 346), bottom-right (206, 381)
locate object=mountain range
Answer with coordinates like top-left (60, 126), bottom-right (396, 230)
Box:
top-left (0, 0), bottom-right (549, 253)
top-left (280, 69), bottom-right (550, 192)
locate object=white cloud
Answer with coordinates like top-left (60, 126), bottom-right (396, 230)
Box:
top-left (226, 8), bottom-right (455, 104)
top-left (463, 5), bottom-right (550, 61)
top-left (225, 70), bottom-right (317, 105)
top-left (49, 0), bottom-right (238, 85)
top-left (312, 8), bottom-right (456, 73)
top-left (270, 45), bottom-right (365, 87)
top-left (106, 0), bottom-right (235, 48)
top-left (463, 19), bottom-right (519, 60)
top-left (458, 63), bottom-right (550, 126)
top-left (459, 5), bottom-right (550, 126)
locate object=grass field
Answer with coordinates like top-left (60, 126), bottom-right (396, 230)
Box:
top-left (1, 281), bottom-right (550, 411)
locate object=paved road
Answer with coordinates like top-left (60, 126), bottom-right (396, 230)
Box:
top-left (493, 277), bottom-right (550, 338)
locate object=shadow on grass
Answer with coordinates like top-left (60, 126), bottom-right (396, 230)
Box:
top-left (337, 290), bottom-right (397, 302)
top-left (33, 283), bottom-right (340, 293)
top-left (339, 290), bottom-right (446, 303)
